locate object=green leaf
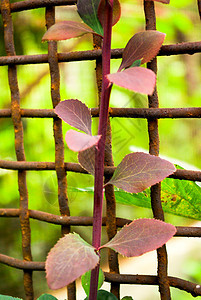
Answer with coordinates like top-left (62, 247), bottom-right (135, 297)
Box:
top-left (81, 268), bottom-right (105, 296)
top-left (115, 175), bottom-right (201, 220)
top-left (69, 163), bottom-right (201, 220)
top-left (77, 0), bottom-right (103, 36)
top-left (129, 59), bottom-right (142, 68)
top-left (37, 294), bottom-right (58, 300)
top-left (121, 297), bottom-right (134, 300)
top-left (0, 296), bottom-right (22, 300)
top-left (84, 289), bottom-right (118, 300)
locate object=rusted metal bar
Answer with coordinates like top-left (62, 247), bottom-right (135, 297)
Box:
top-left (3, 0), bottom-right (201, 24)
top-left (0, 41), bottom-right (200, 66)
top-left (0, 160), bottom-right (87, 172)
top-left (169, 169), bottom-right (201, 181)
top-left (0, 254), bottom-right (45, 270)
top-left (1, 107), bottom-right (201, 119)
top-left (175, 226), bottom-right (201, 237)
top-left (107, 107), bottom-right (201, 119)
top-left (10, 0), bottom-right (75, 13)
top-left (0, 209), bottom-right (94, 225)
top-left (0, 253), bottom-right (200, 297)
top-left (104, 273), bottom-right (201, 297)
top-left (198, 0), bottom-right (201, 19)
top-left (159, 42), bottom-right (201, 56)
top-left (45, 6), bottom-right (75, 299)
top-left (45, 5), bottom-right (70, 233)
top-left (1, 209), bottom-right (200, 237)
top-left (144, 1), bottom-right (171, 299)
top-left (0, 0), bottom-right (33, 298)
top-left (105, 182), bottom-right (120, 298)
top-left (0, 160), bottom-right (201, 181)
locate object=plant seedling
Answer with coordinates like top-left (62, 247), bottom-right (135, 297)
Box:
top-left (42, 0), bottom-right (176, 299)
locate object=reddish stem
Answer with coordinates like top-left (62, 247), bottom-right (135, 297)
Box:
top-left (89, 1), bottom-right (113, 299)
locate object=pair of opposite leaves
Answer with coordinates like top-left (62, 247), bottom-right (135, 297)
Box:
top-left (55, 99), bottom-right (176, 194)
top-left (42, 0), bottom-right (167, 95)
top-left (46, 219), bottom-right (176, 289)
top-left (42, 0), bottom-right (169, 41)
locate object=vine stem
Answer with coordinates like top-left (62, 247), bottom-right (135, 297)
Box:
top-left (89, 1), bottom-right (113, 299)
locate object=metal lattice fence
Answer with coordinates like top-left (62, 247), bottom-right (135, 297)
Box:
top-left (0, 0), bottom-right (201, 299)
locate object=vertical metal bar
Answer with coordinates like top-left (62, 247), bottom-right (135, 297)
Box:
top-left (198, 0), bottom-right (201, 19)
top-left (105, 128), bottom-right (120, 299)
top-left (0, 0), bottom-right (33, 299)
top-left (93, 34), bottom-right (120, 299)
top-left (143, 1), bottom-right (171, 300)
top-left (45, 7), bottom-right (75, 300)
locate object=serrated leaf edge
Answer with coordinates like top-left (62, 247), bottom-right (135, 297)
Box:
top-left (99, 218), bottom-right (177, 252)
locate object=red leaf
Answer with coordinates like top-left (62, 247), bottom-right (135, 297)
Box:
top-left (106, 152), bottom-right (176, 193)
top-left (145, 0), bottom-right (170, 3)
top-left (100, 218), bottom-right (176, 257)
top-left (118, 31), bottom-right (166, 71)
top-left (78, 145), bottom-right (96, 175)
top-left (98, 0), bottom-right (121, 27)
top-left (55, 99), bottom-right (92, 135)
top-left (46, 233), bottom-right (99, 289)
top-left (65, 130), bottom-right (101, 152)
top-left (42, 20), bottom-right (97, 41)
top-left (107, 67), bottom-right (156, 95)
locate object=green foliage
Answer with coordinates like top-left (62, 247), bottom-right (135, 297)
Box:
top-left (37, 294), bottom-right (58, 300)
top-left (0, 296), bottom-right (22, 300)
top-left (81, 269), bottom-right (105, 296)
top-left (0, 294), bottom-right (58, 300)
top-left (84, 289), bottom-right (118, 300)
top-left (77, 0), bottom-right (103, 35)
top-left (129, 59), bottom-right (141, 68)
top-left (115, 175), bottom-right (201, 221)
top-left (69, 170), bottom-right (201, 221)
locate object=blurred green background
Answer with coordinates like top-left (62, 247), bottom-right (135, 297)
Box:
top-left (0, 0), bottom-right (200, 299)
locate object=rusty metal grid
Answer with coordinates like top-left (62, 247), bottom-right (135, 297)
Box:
top-left (0, 0), bottom-right (201, 299)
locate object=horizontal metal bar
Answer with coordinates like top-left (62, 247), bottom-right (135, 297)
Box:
top-left (169, 169), bottom-right (201, 181)
top-left (8, 0), bottom-right (76, 13)
top-left (107, 107), bottom-right (201, 119)
top-left (0, 253), bottom-right (200, 296)
top-left (0, 209), bottom-right (200, 237)
top-left (0, 160), bottom-right (200, 181)
top-left (0, 109), bottom-right (56, 118)
top-left (0, 253), bottom-right (45, 270)
top-left (104, 273), bottom-right (201, 297)
top-left (0, 42), bottom-right (201, 66)
top-left (0, 107), bottom-right (201, 119)
top-left (0, 160), bottom-right (87, 172)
